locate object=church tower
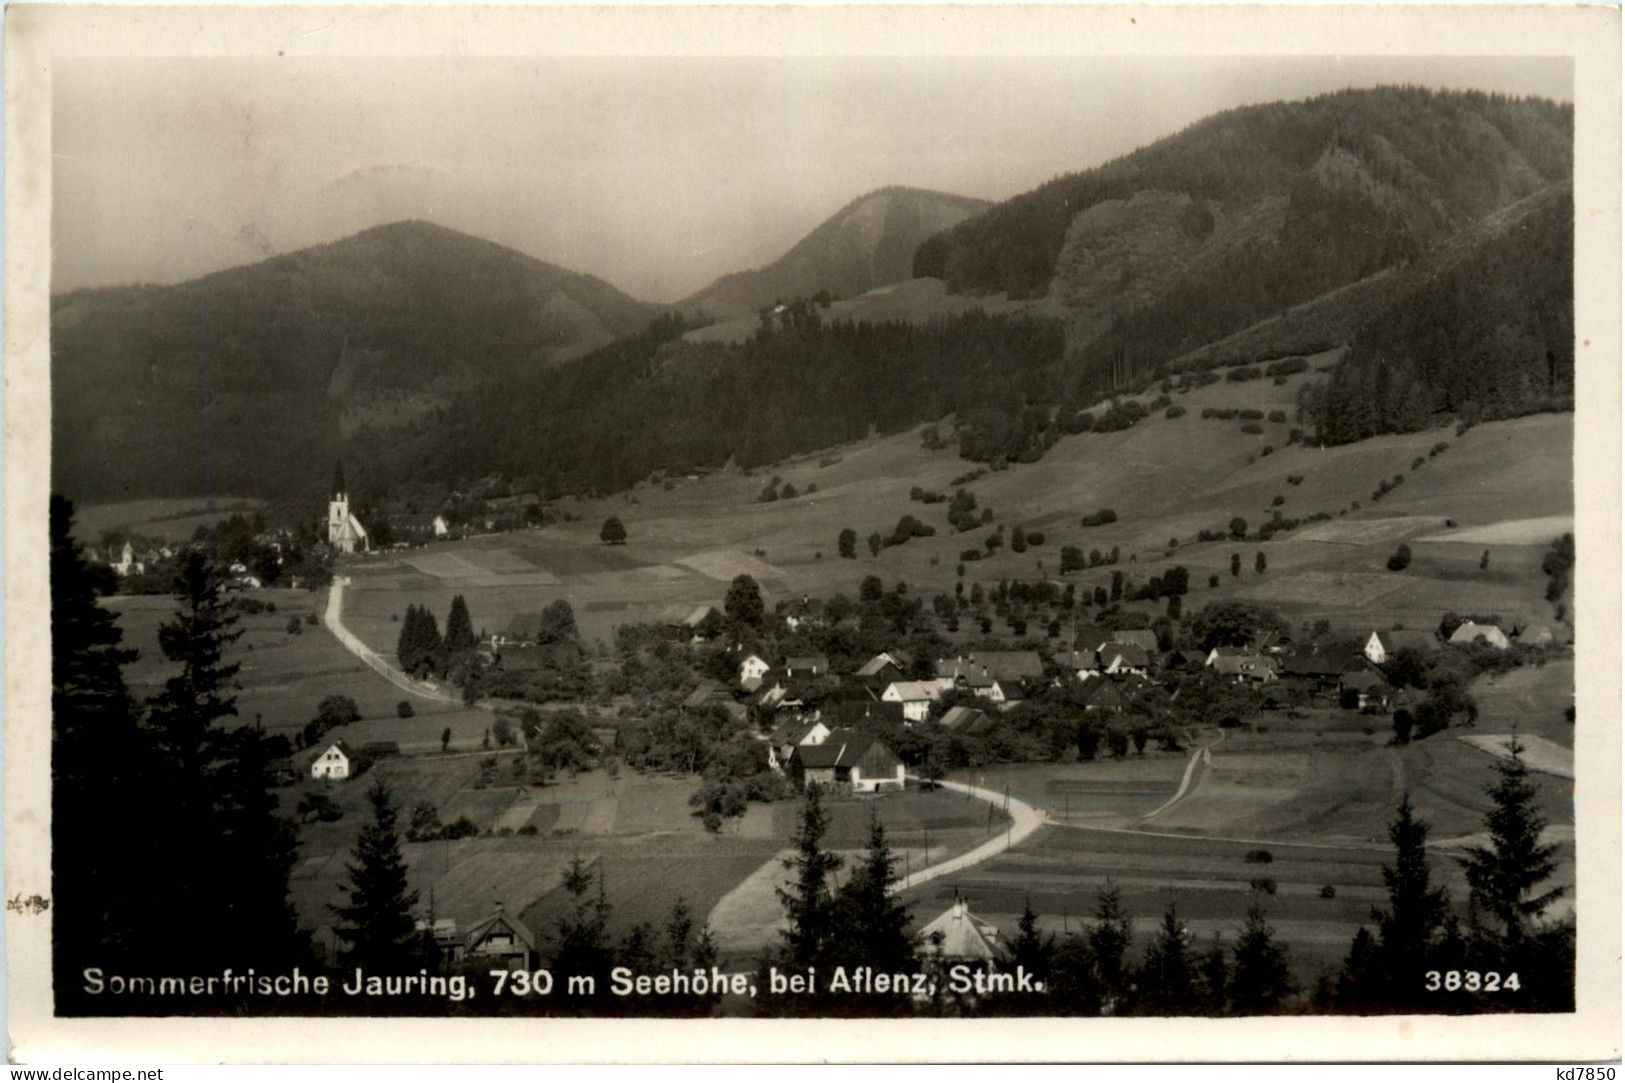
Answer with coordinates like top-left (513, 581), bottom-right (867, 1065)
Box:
top-left (326, 461), bottom-right (367, 554)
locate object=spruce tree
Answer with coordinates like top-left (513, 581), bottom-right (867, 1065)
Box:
top-left (51, 495), bottom-right (159, 999)
top-left (1087, 884), bottom-right (1133, 1013)
top-left (776, 784), bottom-right (842, 970)
top-left (831, 811), bottom-right (916, 979)
top-left (444, 594), bottom-right (478, 655)
top-left (551, 855), bottom-right (613, 1006)
top-left (1139, 901), bottom-right (1196, 1012)
top-left (1198, 933), bottom-right (1229, 1015)
top-left (1230, 901), bottom-right (1294, 1014)
top-left (145, 550), bottom-right (244, 968)
top-left (1370, 794), bottom-right (1449, 1007)
top-left (1009, 899), bottom-right (1055, 983)
top-left (213, 725), bottom-right (305, 966)
top-left (332, 780), bottom-right (421, 973)
top-left (1459, 736), bottom-right (1563, 950)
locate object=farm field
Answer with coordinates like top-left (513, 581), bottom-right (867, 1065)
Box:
top-left (108, 589), bottom-right (498, 742)
top-left (336, 365), bottom-right (1572, 656)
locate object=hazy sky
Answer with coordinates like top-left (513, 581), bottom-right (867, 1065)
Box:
top-left (53, 55), bottom-right (1571, 302)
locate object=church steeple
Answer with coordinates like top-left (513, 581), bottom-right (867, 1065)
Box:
top-left (332, 459), bottom-right (347, 499)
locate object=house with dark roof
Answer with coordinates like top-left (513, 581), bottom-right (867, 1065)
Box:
top-left (1100, 643), bottom-right (1152, 677)
top-left (938, 705), bottom-right (996, 736)
top-left (463, 904), bottom-right (539, 971)
top-left (824, 700), bottom-right (907, 731)
top-left (1278, 644), bottom-right (1357, 698)
top-left (1209, 652), bottom-right (1278, 683)
top-left (935, 651), bottom-right (1045, 685)
top-left (1108, 629), bottom-right (1159, 653)
top-left (788, 729), bottom-right (904, 793)
top-left (1053, 650), bottom-right (1102, 681)
top-left (768, 718), bottom-right (831, 772)
top-left (786, 654), bottom-right (831, 679)
top-left (1080, 680), bottom-right (1125, 712)
top-left (1339, 669), bottom-right (1393, 710)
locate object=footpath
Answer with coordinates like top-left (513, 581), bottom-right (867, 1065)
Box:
top-left (322, 577), bottom-right (460, 705)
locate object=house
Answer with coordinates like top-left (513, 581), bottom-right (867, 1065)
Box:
top-left (1339, 669), bottom-right (1393, 710)
top-left (1053, 650), bottom-right (1102, 681)
top-left (393, 513), bottom-right (451, 539)
top-left (767, 718), bottom-right (831, 772)
top-left (1449, 621), bottom-right (1511, 651)
top-left (881, 679), bottom-right (954, 722)
top-left (1100, 644), bottom-right (1152, 677)
top-left (463, 903), bottom-right (539, 971)
top-left (788, 729), bottom-right (905, 793)
top-left (935, 651), bottom-right (1045, 686)
top-left (1515, 623), bottom-right (1557, 647)
top-left (1209, 652), bottom-right (1278, 683)
top-left (1107, 629), bottom-right (1159, 653)
top-left (738, 653), bottom-right (771, 690)
top-left (855, 652), bottom-right (908, 688)
top-left (780, 599), bottom-right (820, 631)
top-left (656, 603), bottom-right (720, 631)
top-left (682, 680), bottom-right (742, 722)
top-left (1363, 629), bottom-right (1437, 665)
top-left (938, 705), bottom-right (995, 736)
top-left (1079, 680), bottom-right (1125, 712)
top-left (413, 917), bottom-right (465, 968)
top-left (1277, 645), bottom-right (1352, 697)
top-left (916, 900), bottom-right (1001, 964)
top-left (786, 654), bottom-right (830, 679)
top-left (824, 700), bottom-right (907, 731)
top-left (310, 738), bottom-right (355, 780)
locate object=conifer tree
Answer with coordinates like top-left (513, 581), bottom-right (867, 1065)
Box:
top-left (51, 496), bottom-right (159, 997)
top-left (1369, 794), bottom-right (1449, 1006)
top-left (1459, 737), bottom-right (1564, 951)
top-left (332, 780), bottom-right (421, 972)
top-left (831, 811), bottom-right (916, 977)
top-left (1087, 884), bottom-right (1134, 1013)
top-left (1009, 899), bottom-right (1055, 983)
top-left (1230, 901), bottom-right (1294, 1014)
top-left (776, 785), bottom-right (842, 970)
top-left (1139, 901), bottom-right (1196, 1012)
top-left (213, 724), bottom-right (304, 966)
top-left (443, 594), bottom-right (478, 655)
top-left (1198, 933), bottom-right (1230, 1015)
top-left (551, 855), bottom-right (614, 1005)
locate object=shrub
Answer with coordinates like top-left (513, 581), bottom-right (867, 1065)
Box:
top-left (1026, 531), bottom-right (1045, 546)
top-left (1238, 408), bottom-right (1264, 420)
top-left (1240, 422), bottom-right (1264, 435)
top-left (1287, 474), bottom-right (1304, 485)
top-left (1320, 885), bottom-right (1337, 899)
top-left (1387, 544), bottom-right (1413, 572)
top-left (396, 700), bottom-right (414, 719)
top-left (1249, 877), bottom-right (1278, 895)
top-left (1244, 849), bottom-right (1274, 864)
top-left (1080, 509), bottom-right (1118, 527)
top-left (1268, 410), bottom-right (1288, 424)
top-left (1166, 405), bottom-right (1187, 419)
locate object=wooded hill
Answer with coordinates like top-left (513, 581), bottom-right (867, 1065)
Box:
top-left (51, 221), bottom-right (660, 500)
top-left (685, 186), bottom-right (990, 313)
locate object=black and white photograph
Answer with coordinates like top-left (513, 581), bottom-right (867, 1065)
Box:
top-left (6, 2), bottom-right (1620, 1065)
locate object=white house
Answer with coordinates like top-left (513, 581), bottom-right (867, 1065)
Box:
top-left (1449, 621), bottom-right (1511, 650)
top-left (767, 718), bottom-right (832, 772)
top-left (311, 738), bottom-right (355, 780)
top-left (738, 653), bottom-right (771, 690)
top-left (1363, 629), bottom-right (1436, 665)
top-left (881, 678), bottom-right (954, 723)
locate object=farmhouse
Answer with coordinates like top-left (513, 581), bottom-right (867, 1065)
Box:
top-left (767, 718), bottom-right (831, 772)
top-left (1339, 669), bottom-right (1393, 710)
top-left (788, 729), bottom-right (904, 793)
top-left (310, 738), bottom-right (355, 781)
top-left (1101, 644), bottom-right (1152, 677)
top-left (682, 680), bottom-right (745, 723)
top-left (392, 513), bottom-right (450, 539)
top-left (1053, 650), bottom-right (1102, 681)
top-left (738, 654), bottom-right (772, 690)
top-left (1079, 680), bottom-right (1125, 712)
top-left (1363, 629), bottom-right (1437, 665)
top-left (916, 900), bottom-right (1002, 963)
top-left (463, 904), bottom-right (539, 972)
top-left (824, 700), bottom-right (907, 731)
top-left (938, 705), bottom-right (995, 735)
top-left (1209, 653), bottom-right (1278, 683)
top-left (882, 679), bottom-right (954, 722)
top-left (935, 651), bottom-right (1045, 686)
top-left (786, 654), bottom-right (830, 679)
top-left (1277, 645), bottom-right (1351, 698)
top-left (1106, 629), bottom-right (1159, 654)
top-left (1449, 621), bottom-right (1511, 650)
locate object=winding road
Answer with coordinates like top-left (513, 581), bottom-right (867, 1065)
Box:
top-left (322, 576), bottom-right (460, 705)
top-left (894, 777), bottom-right (1046, 893)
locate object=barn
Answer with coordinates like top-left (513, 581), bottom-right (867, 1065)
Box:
top-left (788, 729), bottom-right (905, 794)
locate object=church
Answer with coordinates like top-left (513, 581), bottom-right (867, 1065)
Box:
top-left (326, 462), bottom-right (369, 554)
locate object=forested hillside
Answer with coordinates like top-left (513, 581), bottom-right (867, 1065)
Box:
top-left (51, 221), bottom-right (660, 500)
top-left (914, 87), bottom-right (1571, 301)
top-left (350, 309), bottom-right (1067, 497)
top-left (686, 187), bottom-right (990, 312)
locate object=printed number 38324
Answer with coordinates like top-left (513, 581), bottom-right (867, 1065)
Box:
top-left (1425, 970), bottom-right (1520, 992)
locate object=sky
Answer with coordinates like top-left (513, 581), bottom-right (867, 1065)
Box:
top-left (52, 55), bottom-right (1572, 303)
